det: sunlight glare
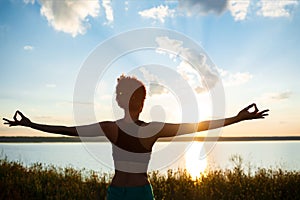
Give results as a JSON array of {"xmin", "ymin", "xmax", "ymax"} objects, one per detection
[{"xmin": 185, "ymin": 142, "xmax": 207, "ymax": 180}]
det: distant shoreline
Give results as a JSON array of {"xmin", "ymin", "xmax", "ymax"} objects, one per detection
[{"xmin": 0, "ymin": 136, "xmax": 299, "ymax": 143}]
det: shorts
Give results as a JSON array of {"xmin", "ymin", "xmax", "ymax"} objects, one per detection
[{"xmin": 106, "ymin": 184, "xmax": 155, "ymax": 200}]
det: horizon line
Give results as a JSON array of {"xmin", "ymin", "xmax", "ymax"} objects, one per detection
[{"xmin": 0, "ymin": 136, "xmax": 300, "ymax": 143}]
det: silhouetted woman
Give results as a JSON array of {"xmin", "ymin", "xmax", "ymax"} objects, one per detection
[{"xmin": 3, "ymin": 75, "xmax": 269, "ymax": 200}]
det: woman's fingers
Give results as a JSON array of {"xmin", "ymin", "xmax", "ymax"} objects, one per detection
[
  {"xmin": 243, "ymin": 103, "xmax": 255, "ymax": 111},
  {"xmin": 258, "ymin": 109, "xmax": 269, "ymax": 115},
  {"xmin": 261, "ymin": 109, "xmax": 270, "ymax": 113},
  {"xmin": 244, "ymin": 103, "xmax": 260, "ymax": 114},
  {"xmin": 3, "ymin": 118, "xmax": 12, "ymax": 124},
  {"xmin": 256, "ymin": 109, "xmax": 269, "ymax": 118},
  {"xmin": 253, "ymin": 104, "xmax": 259, "ymax": 113},
  {"xmin": 17, "ymin": 110, "xmax": 25, "ymax": 118},
  {"xmin": 13, "ymin": 111, "xmax": 18, "ymax": 121},
  {"xmin": 3, "ymin": 118, "xmax": 16, "ymax": 126}
]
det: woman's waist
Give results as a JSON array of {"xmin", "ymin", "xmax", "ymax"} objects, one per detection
[{"xmin": 111, "ymin": 171, "xmax": 149, "ymax": 187}]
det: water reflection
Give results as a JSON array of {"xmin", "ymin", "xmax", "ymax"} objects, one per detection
[{"xmin": 185, "ymin": 142, "xmax": 207, "ymax": 179}]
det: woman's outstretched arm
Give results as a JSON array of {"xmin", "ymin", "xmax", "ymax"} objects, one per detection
[
  {"xmin": 3, "ymin": 111, "xmax": 109, "ymax": 137},
  {"xmin": 156, "ymin": 103, "xmax": 269, "ymax": 138}
]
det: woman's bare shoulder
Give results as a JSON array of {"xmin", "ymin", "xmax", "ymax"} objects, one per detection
[{"xmin": 99, "ymin": 121, "xmax": 118, "ymax": 142}]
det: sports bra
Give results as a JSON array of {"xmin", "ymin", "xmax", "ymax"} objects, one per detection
[{"xmin": 112, "ymin": 120, "xmax": 152, "ymax": 173}]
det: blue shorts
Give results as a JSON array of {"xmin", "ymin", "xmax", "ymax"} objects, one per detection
[{"xmin": 106, "ymin": 184, "xmax": 155, "ymax": 200}]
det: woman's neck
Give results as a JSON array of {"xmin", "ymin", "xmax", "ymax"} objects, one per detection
[{"xmin": 124, "ymin": 110, "xmax": 139, "ymax": 122}]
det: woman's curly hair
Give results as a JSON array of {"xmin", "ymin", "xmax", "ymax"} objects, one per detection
[{"xmin": 116, "ymin": 74, "xmax": 146, "ymax": 112}]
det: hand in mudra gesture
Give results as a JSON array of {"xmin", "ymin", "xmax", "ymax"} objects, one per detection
[
  {"xmin": 3, "ymin": 110, "xmax": 32, "ymax": 127},
  {"xmin": 237, "ymin": 103, "xmax": 269, "ymax": 121}
]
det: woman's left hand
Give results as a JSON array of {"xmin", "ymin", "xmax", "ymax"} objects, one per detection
[
  {"xmin": 3, "ymin": 111, "xmax": 32, "ymax": 127},
  {"xmin": 236, "ymin": 103, "xmax": 269, "ymax": 121}
]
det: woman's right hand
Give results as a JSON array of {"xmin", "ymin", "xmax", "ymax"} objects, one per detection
[{"xmin": 3, "ymin": 111, "xmax": 32, "ymax": 127}]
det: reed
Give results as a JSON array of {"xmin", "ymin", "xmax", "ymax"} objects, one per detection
[{"xmin": 1, "ymin": 156, "xmax": 299, "ymax": 200}]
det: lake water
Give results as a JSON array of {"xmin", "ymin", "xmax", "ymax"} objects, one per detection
[{"xmin": 1, "ymin": 141, "xmax": 299, "ymax": 177}]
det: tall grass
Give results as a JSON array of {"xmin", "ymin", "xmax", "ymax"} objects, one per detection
[
  {"xmin": 1, "ymin": 156, "xmax": 299, "ymax": 200},
  {"xmin": 0, "ymin": 158, "xmax": 110, "ymax": 200}
]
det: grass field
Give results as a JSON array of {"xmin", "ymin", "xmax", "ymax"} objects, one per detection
[{"xmin": 1, "ymin": 156, "xmax": 299, "ymax": 200}]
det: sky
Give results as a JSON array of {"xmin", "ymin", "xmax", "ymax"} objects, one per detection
[{"xmin": 0, "ymin": 0, "xmax": 299, "ymax": 137}]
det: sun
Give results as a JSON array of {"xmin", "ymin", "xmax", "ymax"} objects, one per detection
[{"xmin": 185, "ymin": 141, "xmax": 207, "ymax": 180}]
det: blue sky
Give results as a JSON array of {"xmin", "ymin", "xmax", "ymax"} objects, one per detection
[{"xmin": 0, "ymin": 0, "xmax": 299, "ymax": 136}]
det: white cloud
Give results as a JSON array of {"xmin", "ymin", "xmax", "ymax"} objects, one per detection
[
  {"xmin": 257, "ymin": 0, "xmax": 298, "ymax": 18},
  {"xmin": 155, "ymin": 36, "xmax": 220, "ymax": 93},
  {"xmin": 271, "ymin": 91, "xmax": 292, "ymax": 100},
  {"xmin": 23, "ymin": 45, "xmax": 34, "ymax": 51},
  {"xmin": 217, "ymin": 68, "xmax": 252, "ymax": 87},
  {"xmin": 46, "ymin": 84, "xmax": 56, "ymax": 88},
  {"xmin": 38, "ymin": 0, "xmax": 100, "ymax": 37},
  {"xmin": 228, "ymin": 0, "xmax": 250, "ymax": 21},
  {"xmin": 176, "ymin": 0, "xmax": 298, "ymax": 20},
  {"xmin": 139, "ymin": 67, "xmax": 168, "ymax": 96},
  {"xmin": 125, "ymin": 1, "xmax": 129, "ymax": 11},
  {"xmin": 138, "ymin": 5, "xmax": 175, "ymax": 23},
  {"xmin": 148, "ymin": 83, "xmax": 168, "ymax": 96},
  {"xmin": 260, "ymin": 90, "xmax": 292, "ymax": 103},
  {"xmin": 23, "ymin": 0, "xmax": 34, "ymax": 4},
  {"xmin": 177, "ymin": 60, "xmax": 205, "ymax": 93},
  {"xmin": 178, "ymin": 0, "xmax": 228, "ymax": 16},
  {"xmin": 102, "ymin": 0, "xmax": 114, "ymax": 25},
  {"xmin": 156, "ymin": 36, "xmax": 184, "ymax": 54}
]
